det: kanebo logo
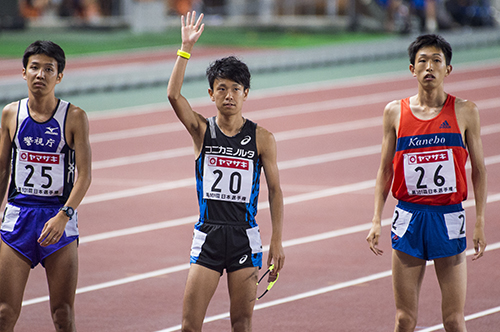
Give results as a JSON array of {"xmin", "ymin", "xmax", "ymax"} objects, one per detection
[
  {"xmin": 239, "ymin": 255, "xmax": 248, "ymax": 264},
  {"xmin": 409, "ymin": 135, "xmax": 445, "ymax": 147},
  {"xmin": 240, "ymin": 135, "xmax": 251, "ymax": 145}
]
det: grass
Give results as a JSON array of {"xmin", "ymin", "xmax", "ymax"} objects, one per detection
[{"xmin": 0, "ymin": 25, "xmax": 390, "ymax": 58}]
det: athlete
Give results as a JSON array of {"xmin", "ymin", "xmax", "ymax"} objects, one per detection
[
  {"xmin": 167, "ymin": 11, "xmax": 285, "ymax": 332},
  {"xmin": 366, "ymin": 34, "xmax": 487, "ymax": 332},
  {"xmin": 0, "ymin": 40, "xmax": 92, "ymax": 331}
]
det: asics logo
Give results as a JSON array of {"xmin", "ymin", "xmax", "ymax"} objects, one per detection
[
  {"xmin": 239, "ymin": 255, "xmax": 248, "ymax": 264},
  {"xmin": 240, "ymin": 135, "xmax": 251, "ymax": 145}
]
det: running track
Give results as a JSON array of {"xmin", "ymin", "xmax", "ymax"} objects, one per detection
[{"xmin": 11, "ymin": 59, "xmax": 500, "ymax": 331}]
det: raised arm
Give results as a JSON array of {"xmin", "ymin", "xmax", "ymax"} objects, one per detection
[
  {"xmin": 257, "ymin": 126, "xmax": 285, "ymax": 278},
  {"xmin": 366, "ymin": 100, "xmax": 399, "ymax": 256},
  {"xmin": 167, "ymin": 11, "xmax": 207, "ymax": 153}
]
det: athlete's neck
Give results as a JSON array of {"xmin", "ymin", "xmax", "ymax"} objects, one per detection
[
  {"xmin": 216, "ymin": 115, "xmax": 245, "ymax": 136},
  {"xmin": 27, "ymin": 95, "xmax": 59, "ymax": 122}
]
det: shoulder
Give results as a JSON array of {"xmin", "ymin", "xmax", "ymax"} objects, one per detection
[
  {"xmin": 256, "ymin": 124, "xmax": 275, "ymax": 143},
  {"xmin": 2, "ymin": 101, "xmax": 19, "ymax": 117},
  {"xmin": 256, "ymin": 124, "xmax": 277, "ymax": 156},
  {"xmin": 382, "ymin": 99, "xmax": 401, "ymax": 128},
  {"xmin": 384, "ymin": 99, "xmax": 401, "ymax": 115},
  {"xmin": 1, "ymin": 101, "xmax": 19, "ymax": 128},
  {"xmin": 454, "ymin": 96, "xmax": 480, "ymax": 133},
  {"xmin": 66, "ymin": 104, "xmax": 89, "ymax": 124},
  {"xmin": 454, "ymin": 97, "xmax": 479, "ymax": 117}
]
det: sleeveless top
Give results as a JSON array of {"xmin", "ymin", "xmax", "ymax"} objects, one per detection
[
  {"xmin": 392, "ymin": 94, "xmax": 468, "ymax": 205},
  {"xmin": 195, "ymin": 117, "xmax": 262, "ymax": 228},
  {"xmin": 8, "ymin": 98, "xmax": 75, "ymax": 206}
]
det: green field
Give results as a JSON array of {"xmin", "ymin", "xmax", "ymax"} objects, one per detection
[{"xmin": 0, "ymin": 26, "xmax": 389, "ymax": 58}]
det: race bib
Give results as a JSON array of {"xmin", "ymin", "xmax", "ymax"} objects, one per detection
[
  {"xmin": 15, "ymin": 149, "xmax": 65, "ymax": 196},
  {"xmin": 203, "ymin": 154, "xmax": 254, "ymax": 203},
  {"xmin": 403, "ymin": 149, "xmax": 456, "ymax": 196}
]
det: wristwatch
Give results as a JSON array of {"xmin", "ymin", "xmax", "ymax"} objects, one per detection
[{"xmin": 60, "ymin": 206, "xmax": 75, "ymax": 218}]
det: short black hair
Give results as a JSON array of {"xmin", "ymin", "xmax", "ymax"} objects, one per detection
[
  {"xmin": 408, "ymin": 34, "xmax": 452, "ymax": 66},
  {"xmin": 22, "ymin": 40, "xmax": 66, "ymax": 74},
  {"xmin": 206, "ymin": 56, "xmax": 251, "ymax": 91}
]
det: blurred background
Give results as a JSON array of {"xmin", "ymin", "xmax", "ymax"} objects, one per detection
[
  {"xmin": 1, "ymin": 0, "xmax": 499, "ymax": 107},
  {"xmin": 1, "ymin": 0, "xmax": 499, "ymax": 34}
]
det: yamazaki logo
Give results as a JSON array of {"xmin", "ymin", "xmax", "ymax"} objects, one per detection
[
  {"xmin": 408, "ymin": 151, "xmax": 449, "ymax": 165},
  {"xmin": 20, "ymin": 152, "xmax": 59, "ymax": 164},
  {"xmin": 207, "ymin": 156, "xmax": 249, "ymax": 170}
]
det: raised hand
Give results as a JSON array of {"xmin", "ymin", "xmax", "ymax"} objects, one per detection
[{"xmin": 181, "ymin": 11, "xmax": 204, "ymax": 49}]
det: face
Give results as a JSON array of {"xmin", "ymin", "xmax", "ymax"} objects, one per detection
[
  {"xmin": 208, "ymin": 78, "xmax": 249, "ymax": 115},
  {"xmin": 410, "ymin": 45, "xmax": 452, "ymax": 88},
  {"xmin": 22, "ymin": 54, "xmax": 63, "ymax": 96}
]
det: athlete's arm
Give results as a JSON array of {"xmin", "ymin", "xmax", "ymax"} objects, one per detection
[
  {"xmin": 366, "ymin": 100, "xmax": 399, "ymax": 256},
  {"xmin": 167, "ymin": 11, "xmax": 206, "ymax": 154},
  {"xmin": 257, "ymin": 126, "xmax": 285, "ymax": 279},
  {"xmin": 457, "ymin": 99, "xmax": 487, "ymax": 260},
  {"xmin": 38, "ymin": 105, "xmax": 92, "ymax": 247},
  {"xmin": 0, "ymin": 103, "xmax": 17, "ymax": 205}
]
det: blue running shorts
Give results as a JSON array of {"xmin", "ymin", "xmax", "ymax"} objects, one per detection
[
  {"xmin": 391, "ymin": 200, "xmax": 466, "ymax": 260},
  {"xmin": 1, "ymin": 203, "xmax": 79, "ymax": 268}
]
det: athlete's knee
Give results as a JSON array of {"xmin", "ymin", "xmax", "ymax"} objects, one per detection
[
  {"xmin": 0, "ymin": 303, "xmax": 19, "ymax": 331},
  {"xmin": 442, "ymin": 312, "xmax": 466, "ymax": 332},
  {"xmin": 394, "ymin": 309, "xmax": 417, "ymax": 332},
  {"xmin": 231, "ymin": 318, "xmax": 252, "ymax": 332},
  {"xmin": 51, "ymin": 303, "xmax": 75, "ymax": 332}
]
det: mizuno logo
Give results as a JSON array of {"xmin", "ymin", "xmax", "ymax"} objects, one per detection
[
  {"xmin": 240, "ymin": 135, "xmax": 251, "ymax": 145},
  {"xmin": 45, "ymin": 127, "xmax": 59, "ymax": 135},
  {"xmin": 439, "ymin": 121, "xmax": 451, "ymax": 129},
  {"xmin": 239, "ymin": 255, "xmax": 248, "ymax": 264}
]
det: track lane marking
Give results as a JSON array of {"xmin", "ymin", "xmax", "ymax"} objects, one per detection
[{"xmin": 22, "ymin": 192, "xmax": 500, "ymax": 308}]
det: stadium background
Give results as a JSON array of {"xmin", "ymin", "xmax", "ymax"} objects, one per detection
[{"xmin": 1, "ymin": 0, "xmax": 500, "ymax": 331}]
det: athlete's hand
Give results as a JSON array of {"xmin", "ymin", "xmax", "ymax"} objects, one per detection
[
  {"xmin": 38, "ymin": 212, "xmax": 68, "ymax": 247},
  {"xmin": 267, "ymin": 240, "xmax": 285, "ymax": 282},
  {"xmin": 472, "ymin": 221, "xmax": 487, "ymax": 261},
  {"xmin": 366, "ymin": 222, "xmax": 384, "ymax": 256},
  {"xmin": 181, "ymin": 11, "xmax": 204, "ymax": 50}
]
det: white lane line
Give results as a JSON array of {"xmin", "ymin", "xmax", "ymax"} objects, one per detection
[
  {"xmin": 22, "ymin": 193, "xmax": 500, "ymax": 308},
  {"xmin": 88, "ymin": 76, "xmax": 500, "ymax": 143},
  {"xmin": 90, "ymin": 104, "xmax": 500, "ymax": 170},
  {"xmin": 155, "ymin": 242, "xmax": 500, "ymax": 332}
]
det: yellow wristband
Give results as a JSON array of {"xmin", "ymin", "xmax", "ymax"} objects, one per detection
[{"xmin": 177, "ymin": 49, "xmax": 191, "ymax": 60}]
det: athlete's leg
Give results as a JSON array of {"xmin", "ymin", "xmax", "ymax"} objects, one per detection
[
  {"xmin": 0, "ymin": 240, "xmax": 31, "ymax": 332},
  {"xmin": 434, "ymin": 252, "xmax": 467, "ymax": 332},
  {"xmin": 181, "ymin": 264, "xmax": 220, "ymax": 332},
  {"xmin": 392, "ymin": 249, "xmax": 427, "ymax": 332},
  {"xmin": 227, "ymin": 267, "xmax": 258, "ymax": 332},
  {"xmin": 44, "ymin": 241, "xmax": 78, "ymax": 332}
]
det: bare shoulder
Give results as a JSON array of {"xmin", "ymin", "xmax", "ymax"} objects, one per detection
[
  {"xmin": 1, "ymin": 101, "xmax": 19, "ymax": 131},
  {"xmin": 455, "ymin": 97, "xmax": 479, "ymax": 119},
  {"xmin": 256, "ymin": 124, "xmax": 277, "ymax": 156},
  {"xmin": 382, "ymin": 99, "xmax": 401, "ymax": 130},
  {"xmin": 2, "ymin": 101, "xmax": 19, "ymax": 118},
  {"xmin": 384, "ymin": 99, "xmax": 401, "ymax": 117},
  {"xmin": 67, "ymin": 104, "xmax": 89, "ymax": 123}
]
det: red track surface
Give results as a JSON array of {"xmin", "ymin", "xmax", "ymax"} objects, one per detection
[{"xmin": 11, "ymin": 61, "xmax": 500, "ymax": 331}]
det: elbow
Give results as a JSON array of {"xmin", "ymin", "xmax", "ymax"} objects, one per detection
[{"xmin": 167, "ymin": 87, "xmax": 180, "ymax": 104}]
